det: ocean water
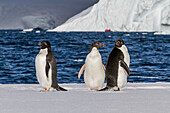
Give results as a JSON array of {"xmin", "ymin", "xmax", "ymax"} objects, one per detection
[{"xmin": 0, "ymin": 30, "xmax": 169, "ymax": 84}]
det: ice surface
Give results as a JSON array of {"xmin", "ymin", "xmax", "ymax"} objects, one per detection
[
  {"xmin": 0, "ymin": 83, "xmax": 170, "ymax": 113},
  {"xmin": 53, "ymin": 0, "xmax": 170, "ymax": 33}
]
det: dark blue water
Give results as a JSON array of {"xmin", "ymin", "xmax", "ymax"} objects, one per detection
[{"xmin": 0, "ymin": 30, "xmax": 170, "ymax": 84}]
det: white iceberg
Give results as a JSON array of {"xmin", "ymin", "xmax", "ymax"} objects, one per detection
[{"xmin": 53, "ymin": 0, "xmax": 170, "ymax": 33}]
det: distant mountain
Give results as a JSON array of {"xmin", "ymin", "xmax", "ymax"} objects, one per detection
[
  {"xmin": 52, "ymin": 0, "xmax": 170, "ymax": 33},
  {"xmin": 0, "ymin": 0, "xmax": 98, "ymax": 29}
]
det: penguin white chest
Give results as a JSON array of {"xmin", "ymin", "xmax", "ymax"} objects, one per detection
[
  {"xmin": 84, "ymin": 48, "xmax": 105, "ymax": 90},
  {"xmin": 117, "ymin": 45, "xmax": 130, "ymax": 88},
  {"xmin": 117, "ymin": 63, "xmax": 127, "ymax": 88},
  {"xmin": 119, "ymin": 45, "xmax": 130, "ymax": 66},
  {"xmin": 35, "ymin": 48, "xmax": 52, "ymax": 89}
]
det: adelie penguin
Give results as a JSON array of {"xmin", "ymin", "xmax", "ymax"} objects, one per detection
[
  {"xmin": 35, "ymin": 41, "xmax": 67, "ymax": 92},
  {"xmin": 100, "ymin": 39, "xmax": 130, "ymax": 91},
  {"xmin": 78, "ymin": 42, "xmax": 106, "ymax": 90}
]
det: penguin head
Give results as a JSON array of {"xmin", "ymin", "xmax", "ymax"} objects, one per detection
[
  {"xmin": 90, "ymin": 41, "xmax": 105, "ymax": 52},
  {"xmin": 115, "ymin": 39, "xmax": 125, "ymax": 48},
  {"xmin": 38, "ymin": 41, "xmax": 51, "ymax": 49}
]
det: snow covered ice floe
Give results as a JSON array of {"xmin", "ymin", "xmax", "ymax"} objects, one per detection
[
  {"xmin": 74, "ymin": 59, "xmax": 84, "ymax": 62},
  {"xmin": 1, "ymin": 83, "xmax": 170, "ymax": 113},
  {"xmin": 21, "ymin": 28, "xmax": 33, "ymax": 33},
  {"xmin": 52, "ymin": 0, "xmax": 170, "ymax": 34}
]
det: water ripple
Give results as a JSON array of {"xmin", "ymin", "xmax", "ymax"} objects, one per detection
[{"xmin": 0, "ymin": 31, "xmax": 169, "ymax": 83}]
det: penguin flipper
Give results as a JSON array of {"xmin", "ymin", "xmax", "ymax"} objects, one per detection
[
  {"xmin": 56, "ymin": 85, "xmax": 67, "ymax": 91},
  {"xmin": 120, "ymin": 60, "xmax": 130, "ymax": 75},
  {"xmin": 45, "ymin": 62, "xmax": 50, "ymax": 78},
  {"xmin": 102, "ymin": 64, "xmax": 106, "ymax": 70},
  {"xmin": 78, "ymin": 64, "xmax": 85, "ymax": 79}
]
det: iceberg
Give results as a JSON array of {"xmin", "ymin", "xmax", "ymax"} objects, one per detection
[{"xmin": 52, "ymin": 0, "xmax": 170, "ymax": 33}]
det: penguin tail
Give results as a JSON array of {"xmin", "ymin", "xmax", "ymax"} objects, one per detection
[
  {"xmin": 99, "ymin": 86, "xmax": 120, "ymax": 91},
  {"xmin": 98, "ymin": 87, "xmax": 109, "ymax": 91},
  {"xmin": 56, "ymin": 85, "xmax": 68, "ymax": 91}
]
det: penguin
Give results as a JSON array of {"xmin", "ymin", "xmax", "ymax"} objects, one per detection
[
  {"xmin": 100, "ymin": 39, "xmax": 130, "ymax": 91},
  {"xmin": 78, "ymin": 42, "xmax": 105, "ymax": 90},
  {"xmin": 35, "ymin": 41, "xmax": 67, "ymax": 92}
]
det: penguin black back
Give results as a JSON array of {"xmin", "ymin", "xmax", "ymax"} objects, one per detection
[
  {"xmin": 105, "ymin": 47, "xmax": 124, "ymax": 88},
  {"xmin": 99, "ymin": 39, "xmax": 130, "ymax": 91}
]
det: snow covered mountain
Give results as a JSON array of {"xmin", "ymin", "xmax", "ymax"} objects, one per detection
[
  {"xmin": 0, "ymin": 0, "xmax": 98, "ymax": 29},
  {"xmin": 53, "ymin": 0, "xmax": 170, "ymax": 33}
]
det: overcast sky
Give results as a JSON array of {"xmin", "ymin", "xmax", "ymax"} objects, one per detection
[{"xmin": 0, "ymin": 0, "xmax": 99, "ymax": 29}]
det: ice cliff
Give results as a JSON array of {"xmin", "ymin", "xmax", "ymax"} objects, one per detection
[
  {"xmin": 53, "ymin": 0, "xmax": 170, "ymax": 33},
  {"xmin": 0, "ymin": 0, "xmax": 98, "ymax": 29}
]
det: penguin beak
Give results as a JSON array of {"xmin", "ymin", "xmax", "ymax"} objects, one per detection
[
  {"xmin": 102, "ymin": 44, "xmax": 105, "ymax": 47},
  {"xmin": 38, "ymin": 42, "xmax": 41, "ymax": 46}
]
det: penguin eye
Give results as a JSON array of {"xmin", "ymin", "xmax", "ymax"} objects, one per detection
[
  {"xmin": 118, "ymin": 41, "xmax": 121, "ymax": 44},
  {"xmin": 44, "ymin": 43, "xmax": 47, "ymax": 46}
]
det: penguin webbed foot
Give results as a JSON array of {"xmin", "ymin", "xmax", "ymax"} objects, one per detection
[
  {"xmin": 88, "ymin": 87, "xmax": 101, "ymax": 91},
  {"xmin": 112, "ymin": 88, "xmax": 125, "ymax": 91},
  {"xmin": 88, "ymin": 87, "xmax": 92, "ymax": 90},
  {"xmin": 119, "ymin": 88, "xmax": 125, "ymax": 91},
  {"xmin": 96, "ymin": 87, "xmax": 102, "ymax": 91},
  {"xmin": 40, "ymin": 89, "xmax": 49, "ymax": 92},
  {"xmin": 111, "ymin": 87, "xmax": 125, "ymax": 91},
  {"xmin": 98, "ymin": 87, "xmax": 124, "ymax": 91}
]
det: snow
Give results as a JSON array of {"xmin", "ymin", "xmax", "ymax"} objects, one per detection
[
  {"xmin": 52, "ymin": 0, "xmax": 170, "ymax": 33},
  {"xmin": 154, "ymin": 31, "xmax": 168, "ymax": 35},
  {"xmin": 1, "ymin": 83, "xmax": 170, "ymax": 113}
]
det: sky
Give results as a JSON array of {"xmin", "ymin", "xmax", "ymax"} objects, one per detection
[{"xmin": 0, "ymin": 0, "xmax": 99, "ymax": 29}]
